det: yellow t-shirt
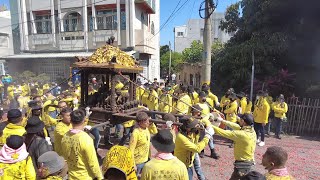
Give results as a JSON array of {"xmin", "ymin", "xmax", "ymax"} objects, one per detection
[
  {"xmin": 174, "ymin": 133, "xmax": 209, "ymax": 167},
  {"xmin": 141, "ymin": 157, "xmax": 188, "ymax": 180},
  {"xmin": 0, "ymin": 123, "xmax": 26, "ymax": 146},
  {"xmin": 61, "ymin": 131, "xmax": 103, "ymax": 180},
  {"xmin": 129, "ymin": 124, "xmax": 158, "ymax": 165},
  {"xmin": 0, "ymin": 156, "xmax": 36, "ymax": 180},
  {"xmin": 224, "ymin": 100, "xmax": 238, "ymax": 123},
  {"xmin": 54, "ymin": 122, "xmax": 72, "ymax": 156}
]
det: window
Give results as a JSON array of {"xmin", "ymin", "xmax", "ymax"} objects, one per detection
[
  {"xmin": 64, "ymin": 12, "xmax": 82, "ymax": 32},
  {"xmin": 35, "ymin": 15, "xmax": 51, "ymax": 34},
  {"xmin": 120, "ymin": 9, "xmax": 126, "ymax": 30},
  {"xmin": 96, "ymin": 9, "xmax": 117, "ymax": 30},
  {"xmin": 190, "ymin": 74, "xmax": 194, "ymax": 86},
  {"xmin": 0, "ymin": 35, "xmax": 9, "ymax": 47},
  {"xmin": 177, "ymin": 32, "xmax": 184, "ymax": 36},
  {"xmin": 151, "ymin": 21, "xmax": 155, "ymax": 35}
]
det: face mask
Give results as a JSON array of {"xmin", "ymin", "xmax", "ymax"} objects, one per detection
[
  {"xmin": 73, "ymin": 99, "xmax": 79, "ymax": 105},
  {"xmin": 280, "ymin": 99, "xmax": 284, "ymax": 103}
]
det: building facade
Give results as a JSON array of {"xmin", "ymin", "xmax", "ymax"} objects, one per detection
[
  {"xmin": 174, "ymin": 13, "xmax": 231, "ymax": 53},
  {"xmin": 0, "ymin": 11, "xmax": 14, "ymax": 75},
  {"xmin": 5, "ymin": 0, "xmax": 160, "ymax": 81}
]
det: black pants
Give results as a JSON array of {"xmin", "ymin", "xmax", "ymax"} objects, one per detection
[{"xmin": 254, "ymin": 123, "xmax": 265, "ymax": 142}]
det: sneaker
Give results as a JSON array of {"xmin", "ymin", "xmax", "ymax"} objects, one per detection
[
  {"xmin": 258, "ymin": 141, "xmax": 265, "ymax": 147},
  {"xmin": 256, "ymin": 139, "xmax": 261, "ymax": 144}
]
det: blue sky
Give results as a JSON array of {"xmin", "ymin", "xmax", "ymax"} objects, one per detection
[{"xmin": 0, "ymin": 0, "xmax": 237, "ymax": 45}]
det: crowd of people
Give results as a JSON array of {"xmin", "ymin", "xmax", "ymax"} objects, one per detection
[{"xmin": 0, "ymin": 75, "xmax": 292, "ymax": 180}]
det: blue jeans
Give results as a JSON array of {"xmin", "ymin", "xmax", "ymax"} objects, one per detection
[
  {"xmin": 209, "ymin": 136, "xmax": 215, "ymax": 149},
  {"xmin": 193, "ymin": 153, "xmax": 205, "ymax": 180},
  {"xmin": 136, "ymin": 162, "xmax": 146, "ymax": 176},
  {"xmin": 274, "ymin": 117, "xmax": 283, "ymax": 136},
  {"xmin": 187, "ymin": 167, "xmax": 193, "ymax": 180},
  {"xmin": 90, "ymin": 128, "xmax": 101, "ymax": 149},
  {"xmin": 254, "ymin": 123, "xmax": 265, "ymax": 142},
  {"xmin": 119, "ymin": 126, "xmax": 134, "ymax": 145}
]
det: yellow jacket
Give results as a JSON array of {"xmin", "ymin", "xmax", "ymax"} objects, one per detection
[
  {"xmin": 174, "ymin": 132, "xmax": 209, "ymax": 167},
  {"xmin": 43, "ymin": 84, "xmax": 50, "ymax": 90},
  {"xmin": 159, "ymin": 94, "xmax": 173, "ymax": 113},
  {"xmin": 61, "ymin": 131, "xmax": 103, "ymax": 180},
  {"xmin": 272, "ymin": 102, "xmax": 288, "ymax": 119},
  {"xmin": 136, "ymin": 86, "xmax": 145, "ymax": 101},
  {"xmin": 7, "ymin": 85, "xmax": 14, "ymax": 100},
  {"xmin": 224, "ymin": 100, "xmax": 238, "ymax": 123},
  {"xmin": 141, "ymin": 90, "xmax": 150, "ymax": 107},
  {"xmin": 246, "ymin": 101, "xmax": 253, "ymax": 114},
  {"xmin": 240, "ymin": 97, "xmax": 248, "ymax": 114},
  {"xmin": 220, "ymin": 95, "xmax": 229, "ymax": 109},
  {"xmin": 122, "ymin": 120, "xmax": 135, "ymax": 128},
  {"xmin": 208, "ymin": 91, "xmax": 219, "ymax": 107},
  {"xmin": 115, "ymin": 82, "xmax": 124, "ymax": 90},
  {"xmin": 197, "ymin": 102, "xmax": 211, "ymax": 116},
  {"xmin": 129, "ymin": 124, "xmax": 158, "ymax": 165},
  {"xmin": 175, "ymin": 93, "xmax": 192, "ymax": 115},
  {"xmin": 54, "ymin": 122, "xmax": 72, "ymax": 156},
  {"xmin": 213, "ymin": 121, "xmax": 256, "ymax": 161},
  {"xmin": 0, "ymin": 156, "xmax": 36, "ymax": 180},
  {"xmin": 147, "ymin": 90, "xmax": 159, "ymax": 111},
  {"xmin": 189, "ymin": 92, "xmax": 199, "ymax": 105},
  {"xmin": 141, "ymin": 157, "xmax": 188, "ymax": 180},
  {"xmin": 253, "ymin": 98, "xmax": 270, "ymax": 124},
  {"xmin": 0, "ymin": 123, "xmax": 26, "ymax": 146}
]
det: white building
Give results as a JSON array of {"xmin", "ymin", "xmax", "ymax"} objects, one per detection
[
  {"xmin": 174, "ymin": 13, "xmax": 232, "ymax": 53},
  {"xmin": 0, "ymin": 11, "xmax": 14, "ymax": 75},
  {"xmin": 4, "ymin": 0, "xmax": 160, "ymax": 81}
]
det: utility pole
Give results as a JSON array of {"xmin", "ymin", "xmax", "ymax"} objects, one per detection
[
  {"xmin": 250, "ymin": 50, "xmax": 255, "ymax": 101},
  {"xmin": 202, "ymin": 0, "xmax": 213, "ymax": 85},
  {"xmin": 169, "ymin": 41, "xmax": 172, "ymax": 82}
]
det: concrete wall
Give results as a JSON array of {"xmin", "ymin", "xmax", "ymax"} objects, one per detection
[
  {"xmin": 0, "ymin": 11, "xmax": 14, "ymax": 57},
  {"xmin": 177, "ymin": 63, "xmax": 202, "ymax": 88},
  {"xmin": 174, "ymin": 13, "xmax": 232, "ymax": 53}
]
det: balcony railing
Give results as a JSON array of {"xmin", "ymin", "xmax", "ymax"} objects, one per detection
[{"xmin": 135, "ymin": 0, "xmax": 155, "ymax": 14}]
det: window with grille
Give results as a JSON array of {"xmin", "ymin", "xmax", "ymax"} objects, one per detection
[
  {"xmin": 64, "ymin": 12, "xmax": 82, "ymax": 32},
  {"xmin": 96, "ymin": 9, "xmax": 117, "ymax": 30},
  {"xmin": 177, "ymin": 32, "xmax": 184, "ymax": 36},
  {"xmin": 35, "ymin": 15, "xmax": 52, "ymax": 34}
]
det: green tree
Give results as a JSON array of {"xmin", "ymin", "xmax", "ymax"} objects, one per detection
[
  {"xmin": 160, "ymin": 51, "xmax": 183, "ymax": 76},
  {"xmin": 182, "ymin": 40, "xmax": 203, "ymax": 63},
  {"xmin": 213, "ymin": 0, "xmax": 320, "ymax": 97},
  {"xmin": 160, "ymin": 45, "xmax": 170, "ymax": 58},
  {"xmin": 13, "ymin": 71, "xmax": 50, "ymax": 84}
]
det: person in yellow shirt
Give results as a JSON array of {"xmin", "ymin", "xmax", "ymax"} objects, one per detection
[
  {"xmin": 224, "ymin": 93, "xmax": 238, "ymax": 123},
  {"xmin": 129, "ymin": 112, "xmax": 158, "ymax": 177},
  {"xmin": 102, "ymin": 145, "xmax": 137, "ymax": 180},
  {"xmin": 38, "ymin": 151, "xmax": 68, "ymax": 180},
  {"xmin": 237, "ymin": 92, "xmax": 248, "ymax": 114},
  {"xmin": 0, "ymin": 109, "xmax": 26, "ymax": 147},
  {"xmin": 174, "ymin": 86, "xmax": 192, "ymax": 115},
  {"xmin": 220, "ymin": 88, "xmax": 234, "ymax": 112},
  {"xmin": 7, "ymin": 84, "xmax": 15, "ymax": 101},
  {"xmin": 272, "ymin": 94, "xmax": 288, "ymax": 139},
  {"xmin": 262, "ymin": 146, "xmax": 293, "ymax": 180},
  {"xmin": 0, "ymin": 135, "xmax": 36, "ymax": 180},
  {"xmin": 253, "ymin": 91, "xmax": 270, "ymax": 147},
  {"xmin": 141, "ymin": 129, "xmax": 188, "ymax": 180},
  {"xmin": 188, "ymin": 86, "xmax": 199, "ymax": 105},
  {"xmin": 174, "ymin": 117, "xmax": 214, "ymax": 180},
  {"xmin": 202, "ymin": 84, "xmax": 220, "ymax": 108},
  {"xmin": 135, "ymin": 80, "xmax": 145, "ymax": 101},
  {"xmin": 146, "ymin": 86, "xmax": 159, "ymax": 111},
  {"xmin": 159, "ymin": 87, "xmax": 173, "ymax": 113},
  {"xmin": 213, "ymin": 113, "xmax": 256, "ymax": 180},
  {"xmin": 61, "ymin": 110, "xmax": 103, "ymax": 180},
  {"xmin": 54, "ymin": 107, "xmax": 72, "ymax": 156}
]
